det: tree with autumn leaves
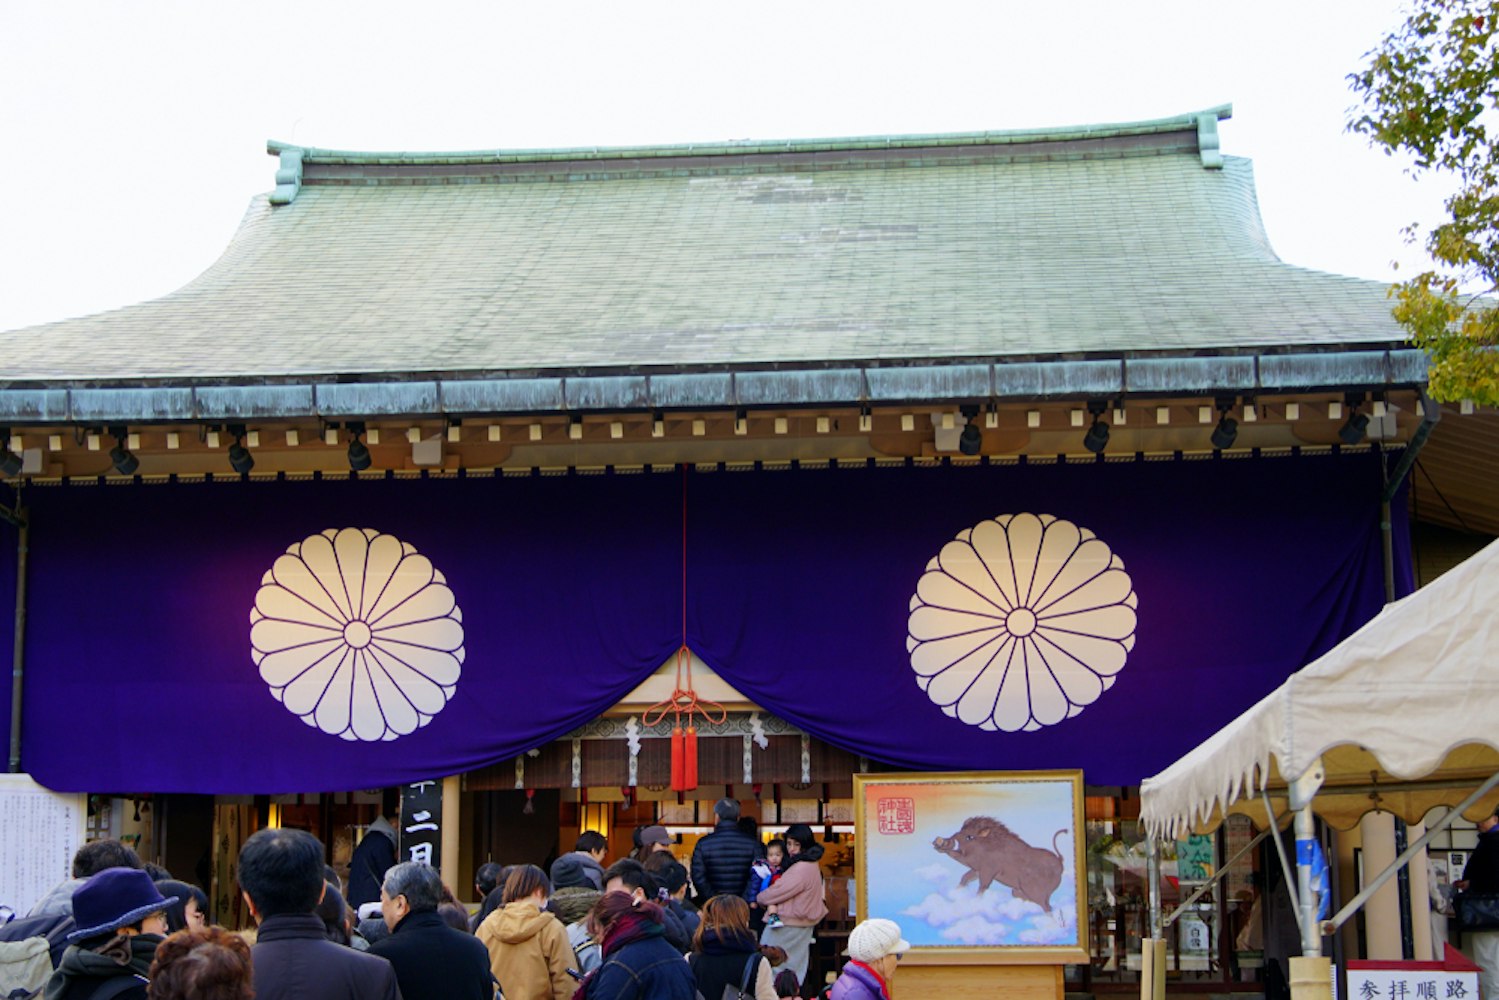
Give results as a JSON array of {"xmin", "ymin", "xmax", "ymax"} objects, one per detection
[{"xmin": 1350, "ymin": 0, "xmax": 1499, "ymax": 405}]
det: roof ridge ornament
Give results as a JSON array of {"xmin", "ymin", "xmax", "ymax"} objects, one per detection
[
  {"xmin": 269, "ymin": 147, "xmax": 304, "ymax": 205},
  {"xmin": 1197, "ymin": 113, "xmax": 1224, "ymax": 169},
  {"xmin": 260, "ymin": 106, "xmax": 1235, "ymax": 169}
]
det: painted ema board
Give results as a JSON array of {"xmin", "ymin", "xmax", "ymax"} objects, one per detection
[
  {"xmin": 854, "ymin": 770, "xmax": 1088, "ymax": 964},
  {"xmin": 0, "ymin": 774, "xmax": 86, "ymax": 915}
]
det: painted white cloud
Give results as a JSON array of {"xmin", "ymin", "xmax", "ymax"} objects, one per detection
[
  {"xmin": 940, "ymin": 914, "xmax": 1012, "ymax": 944},
  {"xmin": 1018, "ymin": 909, "xmax": 1074, "ymax": 945},
  {"xmin": 902, "ymin": 877, "xmax": 1078, "ymax": 947},
  {"xmin": 914, "ymin": 863, "xmax": 952, "ymax": 884}
]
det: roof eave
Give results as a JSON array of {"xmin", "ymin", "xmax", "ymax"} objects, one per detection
[{"xmin": 0, "ymin": 346, "xmax": 1428, "ymax": 425}]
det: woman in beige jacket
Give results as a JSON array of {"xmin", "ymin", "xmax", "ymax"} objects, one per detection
[{"xmin": 476, "ymin": 865, "xmax": 577, "ymax": 1000}]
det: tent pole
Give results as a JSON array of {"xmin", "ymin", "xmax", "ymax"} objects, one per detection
[
  {"xmin": 1290, "ymin": 799, "xmax": 1333, "ymax": 1000},
  {"xmin": 1147, "ymin": 836, "xmax": 1162, "ymax": 939},
  {"xmin": 1295, "ymin": 803, "xmax": 1321, "ymax": 957},
  {"xmin": 1381, "ymin": 388, "xmax": 1439, "ymax": 510},
  {"xmin": 1264, "ymin": 789, "xmax": 1304, "ymax": 934},
  {"xmin": 1286, "ymin": 760, "xmax": 1327, "ymax": 956}
]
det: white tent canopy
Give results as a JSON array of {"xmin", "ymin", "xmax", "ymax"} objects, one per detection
[{"xmin": 1141, "ymin": 537, "xmax": 1499, "ymax": 840}]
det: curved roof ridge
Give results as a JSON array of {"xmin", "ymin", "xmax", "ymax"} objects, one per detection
[
  {"xmin": 266, "ymin": 105, "xmax": 1232, "ymax": 165},
  {"xmin": 2, "ymin": 108, "xmax": 1416, "ymax": 386}
]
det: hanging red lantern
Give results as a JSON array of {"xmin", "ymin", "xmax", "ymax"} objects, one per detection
[
  {"xmin": 683, "ymin": 725, "xmax": 698, "ymax": 790},
  {"xmin": 647, "ymin": 643, "xmax": 721, "ymax": 791},
  {"xmin": 642, "ymin": 467, "xmax": 724, "ymax": 792},
  {"xmin": 671, "ymin": 720, "xmax": 686, "ymax": 790}
]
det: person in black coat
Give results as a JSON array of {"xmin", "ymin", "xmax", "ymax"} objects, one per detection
[
  {"xmin": 690, "ymin": 799, "xmax": 765, "ymax": 904},
  {"xmin": 1459, "ymin": 810, "xmax": 1499, "ymax": 1000},
  {"xmin": 347, "ymin": 813, "xmax": 399, "ymax": 910},
  {"xmin": 238, "ymin": 828, "xmax": 400, "ymax": 1000},
  {"xmin": 369, "ymin": 862, "xmax": 494, "ymax": 1000}
]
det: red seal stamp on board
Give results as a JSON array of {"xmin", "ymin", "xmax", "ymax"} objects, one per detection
[{"xmin": 876, "ymin": 797, "xmax": 915, "ymax": 834}]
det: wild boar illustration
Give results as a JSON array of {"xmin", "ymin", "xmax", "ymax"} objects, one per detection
[{"xmin": 932, "ymin": 816, "xmax": 1067, "ymax": 909}]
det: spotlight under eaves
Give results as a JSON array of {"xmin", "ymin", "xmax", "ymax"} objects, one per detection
[
  {"xmin": 347, "ymin": 421, "xmax": 372, "ymax": 472},
  {"xmin": 1083, "ymin": 418, "xmax": 1110, "ymax": 454},
  {"xmin": 108, "ymin": 425, "xmax": 139, "ymax": 475},
  {"xmin": 957, "ymin": 404, "xmax": 982, "ymax": 456},
  {"xmin": 1339, "ymin": 411, "xmax": 1370, "ymax": 445},
  {"xmin": 1082, "ymin": 401, "xmax": 1110, "ymax": 454},
  {"xmin": 227, "ymin": 425, "xmax": 255, "ymax": 474},
  {"xmin": 1211, "ymin": 413, "xmax": 1239, "ymax": 450}
]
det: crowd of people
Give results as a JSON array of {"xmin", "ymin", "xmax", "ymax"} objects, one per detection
[{"xmin": 0, "ymin": 796, "xmax": 909, "ymax": 1000}]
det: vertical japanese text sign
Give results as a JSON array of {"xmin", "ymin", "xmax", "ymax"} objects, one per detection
[{"xmin": 398, "ymin": 780, "xmax": 442, "ymax": 869}]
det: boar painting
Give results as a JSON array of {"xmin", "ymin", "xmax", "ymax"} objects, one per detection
[
  {"xmin": 854, "ymin": 770, "xmax": 1087, "ymax": 961},
  {"xmin": 932, "ymin": 817, "xmax": 1067, "ymax": 907}
]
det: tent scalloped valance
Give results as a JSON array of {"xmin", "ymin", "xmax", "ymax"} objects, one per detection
[{"xmin": 1142, "ymin": 537, "xmax": 1499, "ymax": 839}]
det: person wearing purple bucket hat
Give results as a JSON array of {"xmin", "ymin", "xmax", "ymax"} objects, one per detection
[{"xmin": 43, "ymin": 867, "xmax": 178, "ymax": 1000}]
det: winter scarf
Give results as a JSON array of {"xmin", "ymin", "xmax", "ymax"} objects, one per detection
[
  {"xmin": 597, "ymin": 906, "xmax": 665, "ymax": 958},
  {"xmin": 698, "ymin": 926, "xmax": 757, "ymax": 956},
  {"xmin": 572, "ymin": 904, "xmax": 669, "ymax": 1000},
  {"xmin": 44, "ymin": 934, "xmax": 159, "ymax": 999},
  {"xmin": 780, "ymin": 842, "xmax": 824, "ymax": 873},
  {"xmin": 832, "ymin": 959, "xmax": 891, "ymax": 1000}
]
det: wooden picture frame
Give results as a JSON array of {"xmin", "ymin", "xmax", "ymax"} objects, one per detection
[{"xmin": 853, "ymin": 770, "xmax": 1088, "ymax": 965}]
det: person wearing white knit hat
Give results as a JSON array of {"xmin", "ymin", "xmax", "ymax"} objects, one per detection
[{"xmin": 829, "ymin": 918, "xmax": 910, "ymax": 999}]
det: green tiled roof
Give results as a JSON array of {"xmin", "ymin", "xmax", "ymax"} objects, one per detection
[{"xmin": 0, "ymin": 106, "xmax": 1407, "ymax": 384}]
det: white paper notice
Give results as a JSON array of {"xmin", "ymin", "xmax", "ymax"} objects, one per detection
[{"xmin": 0, "ymin": 774, "xmax": 87, "ymax": 915}]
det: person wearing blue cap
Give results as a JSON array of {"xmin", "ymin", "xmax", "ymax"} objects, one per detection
[{"xmin": 43, "ymin": 867, "xmax": 178, "ymax": 999}]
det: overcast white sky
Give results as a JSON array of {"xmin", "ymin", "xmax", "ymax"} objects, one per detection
[{"xmin": 0, "ymin": 0, "xmax": 1449, "ymax": 334}]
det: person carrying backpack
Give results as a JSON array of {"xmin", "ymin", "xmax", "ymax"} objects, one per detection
[
  {"xmin": 688, "ymin": 896, "xmax": 775, "ymax": 1000},
  {"xmin": 0, "ymin": 839, "xmax": 146, "ymax": 987},
  {"xmin": 43, "ymin": 868, "xmax": 179, "ymax": 1000}
]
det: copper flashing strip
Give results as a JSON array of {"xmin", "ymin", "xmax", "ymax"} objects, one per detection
[{"xmin": 0, "ymin": 349, "xmax": 1429, "ymax": 424}]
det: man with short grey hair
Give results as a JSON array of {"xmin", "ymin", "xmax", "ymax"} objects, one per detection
[
  {"xmin": 690, "ymin": 797, "xmax": 765, "ymax": 905},
  {"xmin": 370, "ymin": 862, "xmax": 493, "ymax": 1000}
]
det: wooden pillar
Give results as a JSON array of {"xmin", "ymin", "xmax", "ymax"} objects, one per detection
[
  {"xmin": 1405, "ymin": 821, "xmax": 1435, "ymax": 960},
  {"xmin": 1289, "ymin": 956, "xmax": 1332, "ymax": 1000},
  {"xmin": 1361, "ymin": 812, "xmax": 1403, "ymax": 958},
  {"xmin": 440, "ymin": 775, "xmax": 461, "ymax": 893},
  {"xmin": 1139, "ymin": 938, "xmax": 1167, "ymax": 1000}
]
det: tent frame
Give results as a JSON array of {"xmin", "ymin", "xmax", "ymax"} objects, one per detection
[{"xmin": 1146, "ymin": 761, "xmax": 1499, "ymax": 956}]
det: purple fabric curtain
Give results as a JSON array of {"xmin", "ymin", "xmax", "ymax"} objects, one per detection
[
  {"xmin": 17, "ymin": 473, "xmax": 682, "ymax": 792},
  {"xmin": 686, "ymin": 452, "xmax": 1406, "ymax": 784},
  {"xmin": 0, "ymin": 485, "xmax": 16, "ymax": 762},
  {"xmin": 5, "ymin": 451, "xmax": 1407, "ymax": 793}
]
